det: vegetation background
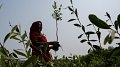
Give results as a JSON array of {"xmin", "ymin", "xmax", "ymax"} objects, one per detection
[
  {"xmin": 0, "ymin": 0, "xmax": 120, "ymax": 58},
  {"xmin": 0, "ymin": 0, "xmax": 120, "ymax": 67}
]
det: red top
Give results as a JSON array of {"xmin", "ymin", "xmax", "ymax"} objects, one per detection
[
  {"xmin": 29, "ymin": 21, "xmax": 51, "ymax": 62},
  {"xmin": 30, "ymin": 32, "xmax": 47, "ymax": 43}
]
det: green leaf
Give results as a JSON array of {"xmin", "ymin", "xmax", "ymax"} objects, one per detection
[
  {"xmin": 89, "ymin": 14, "xmax": 110, "ymax": 29},
  {"xmin": 117, "ymin": 14, "xmax": 120, "ymax": 29},
  {"xmin": 26, "ymin": 39, "xmax": 31, "ymax": 49},
  {"xmin": 75, "ymin": 9, "xmax": 78, "ymax": 17},
  {"xmin": 0, "ymin": 47, "xmax": 9, "ymax": 57},
  {"xmin": 116, "ymin": 43, "xmax": 120, "ymax": 46},
  {"xmin": 96, "ymin": 30, "xmax": 101, "ymax": 41},
  {"xmin": 68, "ymin": 6, "xmax": 73, "ymax": 11},
  {"xmin": 74, "ymin": 23, "xmax": 81, "ymax": 27},
  {"xmin": 115, "ymin": 37, "xmax": 120, "ymax": 39},
  {"xmin": 104, "ymin": 34, "xmax": 110, "ymax": 45},
  {"xmin": 108, "ymin": 36, "xmax": 113, "ymax": 44},
  {"xmin": 93, "ymin": 45, "xmax": 101, "ymax": 50},
  {"xmin": 70, "ymin": 0, "xmax": 73, "ymax": 4},
  {"xmin": 87, "ymin": 42, "xmax": 92, "ymax": 46},
  {"xmin": 16, "ymin": 25, "xmax": 20, "ymax": 34},
  {"xmin": 22, "ymin": 56, "xmax": 36, "ymax": 67},
  {"xmin": 78, "ymin": 34, "xmax": 83, "ymax": 39},
  {"xmin": 52, "ymin": 5, "xmax": 55, "ymax": 10},
  {"xmin": 88, "ymin": 48, "xmax": 91, "ymax": 53},
  {"xmin": 11, "ymin": 25, "xmax": 18, "ymax": 33},
  {"xmin": 111, "ymin": 30, "xmax": 115, "ymax": 41},
  {"xmin": 114, "ymin": 20, "xmax": 118, "ymax": 30},
  {"xmin": 21, "ymin": 31, "xmax": 27, "ymax": 41},
  {"xmin": 87, "ymin": 24, "xmax": 92, "ymax": 26},
  {"xmin": 1, "ymin": 55, "xmax": 6, "ymax": 67},
  {"xmin": 110, "ymin": 47, "xmax": 120, "ymax": 57},
  {"xmin": 108, "ymin": 30, "xmax": 115, "ymax": 44},
  {"xmin": 14, "ymin": 50, "xmax": 27, "ymax": 57},
  {"xmin": 68, "ymin": 19, "xmax": 76, "ymax": 22},
  {"xmin": 27, "ymin": 48, "xmax": 31, "ymax": 57},
  {"xmin": 3, "ymin": 32, "xmax": 11, "ymax": 44},
  {"xmin": 85, "ymin": 31, "xmax": 95, "ymax": 35},
  {"xmin": 82, "ymin": 25, "xmax": 85, "ymax": 32},
  {"xmin": 54, "ymin": 1, "xmax": 57, "ymax": 9},
  {"xmin": 60, "ymin": 4, "xmax": 62, "ymax": 8},
  {"xmin": 89, "ymin": 40, "xmax": 97, "ymax": 42},
  {"xmin": 12, "ymin": 52, "xmax": 18, "ymax": 58},
  {"xmin": 106, "ymin": 12, "xmax": 111, "ymax": 19},
  {"xmin": 10, "ymin": 32, "xmax": 18, "ymax": 39},
  {"xmin": 18, "ymin": 24, "xmax": 21, "ymax": 35},
  {"xmin": 11, "ymin": 35, "xmax": 21, "ymax": 42},
  {"xmin": 80, "ymin": 39, "xmax": 87, "ymax": 43}
]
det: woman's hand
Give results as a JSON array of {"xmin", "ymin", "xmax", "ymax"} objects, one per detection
[{"xmin": 49, "ymin": 41, "xmax": 60, "ymax": 51}]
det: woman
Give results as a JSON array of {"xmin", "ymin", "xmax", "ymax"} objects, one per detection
[{"xmin": 29, "ymin": 21, "xmax": 59, "ymax": 62}]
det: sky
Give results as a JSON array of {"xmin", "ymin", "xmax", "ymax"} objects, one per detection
[{"xmin": 0, "ymin": 0, "xmax": 120, "ymax": 58}]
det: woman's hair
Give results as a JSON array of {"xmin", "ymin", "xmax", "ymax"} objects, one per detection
[{"xmin": 30, "ymin": 21, "xmax": 42, "ymax": 32}]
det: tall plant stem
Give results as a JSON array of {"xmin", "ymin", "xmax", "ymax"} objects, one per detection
[
  {"xmin": 56, "ymin": 20, "xmax": 58, "ymax": 41},
  {"xmin": 93, "ymin": 25, "xmax": 102, "ymax": 47}
]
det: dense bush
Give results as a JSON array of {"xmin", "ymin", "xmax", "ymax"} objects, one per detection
[{"xmin": 52, "ymin": 47, "xmax": 120, "ymax": 67}]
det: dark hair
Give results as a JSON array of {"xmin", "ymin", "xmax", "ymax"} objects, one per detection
[{"xmin": 30, "ymin": 21, "xmax": 42, "ymax": 32}]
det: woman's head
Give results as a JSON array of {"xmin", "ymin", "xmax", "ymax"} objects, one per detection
[{"xmin": 30, "ymin": 21, "xmax": 42, "ymax": 32}]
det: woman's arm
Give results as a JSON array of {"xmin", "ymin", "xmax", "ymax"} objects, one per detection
[
  {"xmin": 37, "ymin": 41, "xmax": 60, "ymax": 51},
  {"xmin": 37, "ymin": 41, "xmax": 58, "ymax": 45}
]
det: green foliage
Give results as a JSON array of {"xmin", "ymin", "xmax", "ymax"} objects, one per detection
[
  {"xmin": 68, "ymin": 19, "xmax": 76, "ymax": 22},
  {"xmin": 89, "ymin": 14, "xmax": 110, "ymax": 29},
  {"xmin": 104, "ymin": 34, "xmax": 110, "ymax": 45},
  {"xmin": 3, "ymin": 33, "xmax": 10, "ymax": 44},
  {"xmin": 51, "ymin": 47, "xmax": 120, "ymax": 67},
  {"xmin": 0, "ymin": 24, "xmax": 55, "ymax": 67},
  {"xmin": 67, "ymin": 0, "xmax": 120, "ymax": 66},
  {"xmin": 117, "ymin": 14, "xmax": 120, "ymax": 29},
  {"xmin": 0, "ymin": 0, "xmax": 120, "ymax": 67},
  {"xmin": 67, "ymin": 0, "xmax": 103, "ymax": 51},
  {"xmin": 22, "ymin": 56, "xmax": 36, "ymax": 67},
  {"xmin": 14, "ymin": 49, "xmax": 27, "ymax": 57},
  {"xmin": 52, "ymin": 1, "xmax": 62, "ymax": 21}
]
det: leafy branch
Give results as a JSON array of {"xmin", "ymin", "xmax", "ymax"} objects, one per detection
[
  {"xmin": 67, "ymin": 0, "xmax": 102, "ymax": 51},
  {"xmin": 52, "ymin": 1, "xmax": 62, "ymax": 41}
]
